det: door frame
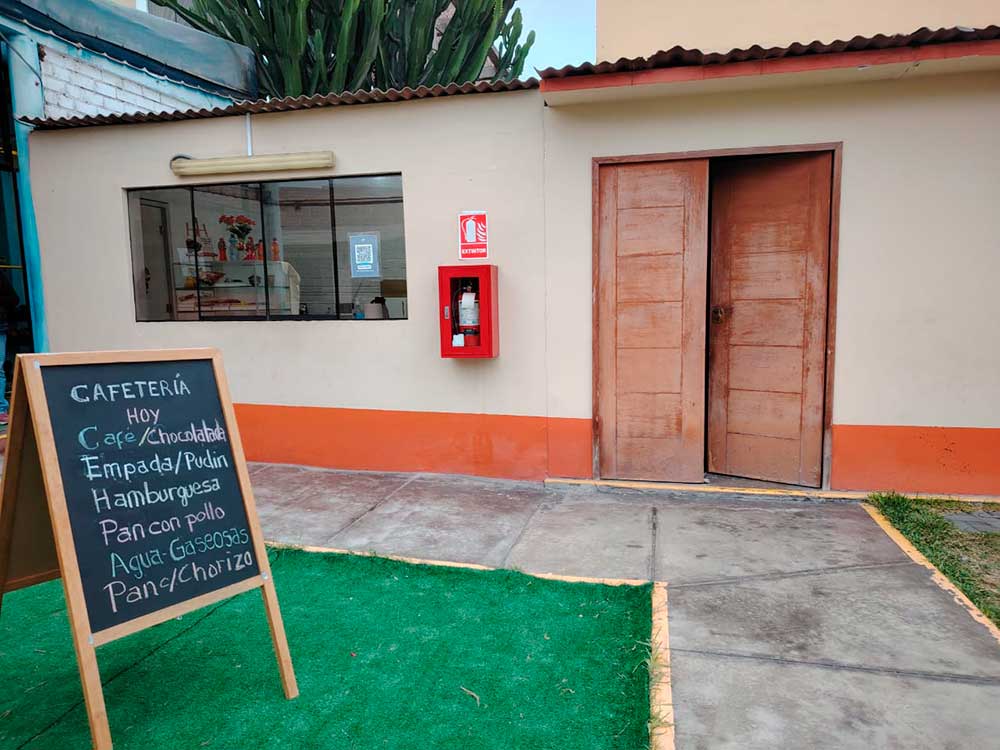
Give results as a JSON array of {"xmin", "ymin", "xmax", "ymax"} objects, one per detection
[
  {"xmin": 592, "ymin": 142, "xmax": 843, "ymax": 487},
  {"xmin": 138, "ymin": 198, "xmax": 174, "ymax": 319}
]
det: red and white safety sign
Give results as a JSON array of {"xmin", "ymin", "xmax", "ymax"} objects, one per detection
[{"xmin": 458, "ymin": 211, "xmax": 488, "ymax": 260}]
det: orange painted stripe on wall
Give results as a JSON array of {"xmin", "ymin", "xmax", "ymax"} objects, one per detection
[
  {"xmin": 831, "ymin": 424, "xmax": 1000, "ymax": 496},
  {"xmin": 234, "ymin": 403, "xmax": 593, "ymax": 481},
  {"xmin": 547, "ymin": 416, "xmax": 594, "ymax": 478}
]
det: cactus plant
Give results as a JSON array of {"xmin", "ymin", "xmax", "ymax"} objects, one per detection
[{"xmin": 152, "ymin": 0, "xmax": 535, "ymax": 98}]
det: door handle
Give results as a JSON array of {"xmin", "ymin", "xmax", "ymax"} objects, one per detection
[{"xmin": 711, "ymin": 306, "xmax": 727, "ymax": 324}]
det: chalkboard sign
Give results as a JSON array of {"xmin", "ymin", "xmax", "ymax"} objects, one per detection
[
  {"xmin": 0, "ymin": 349, "xmax": 297, "ymax": 750},
  {"xmin": 40, "ymin": 359, "xmax": 260, "ymax": 632}
]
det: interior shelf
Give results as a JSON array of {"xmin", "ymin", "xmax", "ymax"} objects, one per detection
[{"xmin": 172, "ymin": 252, "xmax": 301, "ymax": 316}]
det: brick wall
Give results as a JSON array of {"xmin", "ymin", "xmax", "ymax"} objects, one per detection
[{"xmin": 39, "ymin": 46, "xmax": 226, "ymax": 120}]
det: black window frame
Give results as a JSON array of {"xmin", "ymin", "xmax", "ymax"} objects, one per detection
[{"xmin": 126, "ymin": 172, "xmax": 406, "ymax": 323}]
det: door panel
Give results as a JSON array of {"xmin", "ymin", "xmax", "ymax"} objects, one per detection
[
  {"xmin": 726, "ymin": 433, "xmax": 802, "ymax": 480},
  {"xmin": 617, "ymin": 167, "xmax": 689, "ymax": 207},
  {"xmin": 618, "ymin": 302, "xmax": 683, "ymax": 347},
  {"xmin": 729, "ymin": 299, "xmax": 805, "ymax": 346},
  {"xmin": 617, "ymin": 206, "xmax": 685, "ymax": 254},
  {"xmin": 617, "ymin": 254, "xmax": 683, "ymax": 301},
  {"xmin": 731, "ymin": 252, "xmax": 805, "ymax": 299},
  {"xmin": 618, "ymin": 393, "xmax": 683, "ymax": 438},
  {"xmin": 597, "ymin": 160, "xmax": 709, "ymax": 481},
  {"xmin": 728, "ymin": 346, "xmax": 802, "ymax": 391},
  {"xmin": 727, "ymin": 390, "xmax": 802, "ymax": 439},
  {"xmin": 708, "ymin": 153, "xmax": 832, "ymax": 487},
  {"xmin": 617, "ymin": 348, "xmax": 682, "ymax": 393}
]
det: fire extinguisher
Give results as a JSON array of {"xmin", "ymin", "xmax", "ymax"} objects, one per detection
[{"xmin": 453, "ymin": 282, "xmax": 480, "ymax": 347}]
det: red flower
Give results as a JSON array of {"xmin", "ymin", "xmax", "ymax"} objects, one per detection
[{"xmin": 219, "ymin": 214, "xmax": 255, "ymax": 239}]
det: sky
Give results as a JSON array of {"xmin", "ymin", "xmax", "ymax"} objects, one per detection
[{"xmin": 516, "ymin": 0, "xmax": 597, "ymax": 73}]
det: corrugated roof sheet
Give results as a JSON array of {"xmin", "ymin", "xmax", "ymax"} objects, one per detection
[
  {"xmin": 9, "ymin": 0, "xmax": 257, "ymax": 97},
  {"xmin": 24, "ymin": 78, "xmax": 539, "ymax": 130},
  {"xmin": 538, "ymin": 25, "xmax": 1000, "ymax": 79}
]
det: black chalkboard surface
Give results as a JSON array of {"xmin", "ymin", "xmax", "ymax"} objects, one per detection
[
  {"xmin": 40, "ymin": 358, "xmax": 260, "ymax": 633},
  {"xmin": 1, "ymin": 349, "xmax": 298, "ymax": 749}
]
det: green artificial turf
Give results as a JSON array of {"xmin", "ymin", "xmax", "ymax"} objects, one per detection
[
  {"xmin": 870, "ymin": 492, "xmax": 1000, "ymax": 627},
  {"xmin": 0, "ymin": 548, "xmax": 652, "ymax": 749}
]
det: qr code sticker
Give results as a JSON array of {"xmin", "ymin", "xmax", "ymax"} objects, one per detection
[{"xmin": 355, "ymin": 244, "xmax": 374, "ymax": 263}]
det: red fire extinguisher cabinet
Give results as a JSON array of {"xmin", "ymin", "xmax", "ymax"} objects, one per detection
[{"xmin": 438, "ymin": 264, "xmax": 499, "ymax": 358}]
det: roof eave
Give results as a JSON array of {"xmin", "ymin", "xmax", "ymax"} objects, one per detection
[
  {"xmin": 22, "ymin": 78, "xmax": 540, "ymax": 131},
  {"xmin": 539, "ymin": 39, "xmax": 1000, "ymax": 106}
]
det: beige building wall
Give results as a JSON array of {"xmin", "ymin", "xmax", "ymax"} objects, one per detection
[
  {"xmin": 28, "ymin": 71, "xmax": 1000, "ymax": 447},
  {"xmin": 597, "ymin": 0, "xmax": 998, "ymax": 59},
  {"xmin": 543, "ymin": 70, "xmax": 1000, "ymax": 428},
  {"xmin": 30, "ymin": 92, "xmax": 549, "ymax": 418}
]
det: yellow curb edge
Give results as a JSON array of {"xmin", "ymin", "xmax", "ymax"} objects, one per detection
[
  {"xmin": 862, "ymin": 503, "xmax": 1000, "ymax": 646},
  {"xmin": 546, "ymin": 477, "xmax": 1000, "ymax": 504},
  {"xmin": 650, "ymin": 582, "xmax": 675, "ymax": 750},
  {"xmin": 265, "ymin": 540, "xmax": 652, "ymax": 587},
  {"xmin": 547, "ymin": 477, "xmax": 864, "ymax": 499}
]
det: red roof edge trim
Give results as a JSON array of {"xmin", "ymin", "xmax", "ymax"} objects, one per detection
[
  {"xmin": 539, "ymin": 38, "xmax": 1000, "ymax": 93},
  {"xmin": 537, "ymin": 25, "xmax": 1000, "ymax": 79}
]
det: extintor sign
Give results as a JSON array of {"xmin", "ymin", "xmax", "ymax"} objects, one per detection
[{"xmin": 458, "ymin": 211, "xmax": 488, "ymax": 260}]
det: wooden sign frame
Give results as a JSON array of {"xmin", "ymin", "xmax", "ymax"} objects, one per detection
[{"xmin": 0, "ymin": 349, "xmax": 297, "ymax": 749}]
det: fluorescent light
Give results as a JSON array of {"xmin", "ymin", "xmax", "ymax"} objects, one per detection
[{"xmin": 169, "ymin": 151, "xmax": 335, "ymax": 177}]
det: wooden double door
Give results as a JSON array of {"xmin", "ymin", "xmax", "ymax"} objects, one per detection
[{"xmin": 596, "ymin": 151, "xmax": 832, "ymax": 487}]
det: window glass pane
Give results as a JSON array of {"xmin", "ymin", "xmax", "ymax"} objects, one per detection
[
  {"xmin": 127, "ymin": 187, "xmax": 190, "ymax": 321},
  {"xmin": 127, "ymin": 174, "xmax": 406, "ymax": 322},
  {"xmin": 192, "ymin": 184, "xmax": 266, "ymax": 319},
  {"xmin": 334, "ymin": 175, "xmax": 406, "ymax": 319},
  {"xmin": 261, "ymin": 180, "xmax": 334, "ymax": 317}
]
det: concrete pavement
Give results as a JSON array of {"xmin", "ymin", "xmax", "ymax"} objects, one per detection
[{"xmin": 249, "ymin": 462, "xmax": 1000, "ymax": 749}]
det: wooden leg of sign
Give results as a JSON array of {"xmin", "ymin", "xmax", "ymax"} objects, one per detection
[
  {"xmin": 17, "ymin": 360, "xmax": 114, "ymax": 750},
  {"xmin": 73, "ymin": 638, "xmax": 114, "ymax": 750},
  {"xmin": 261, "ymin": 578, "xmax": 299, "ymax": 699},
  {"xmin": 0, "ymin": 517, "xmax": 10, "ymax": 615},
  {"xmin": 211, "ymin": 352, "xmax": 297, "ymax": 699},
  {"xmin": 0, "ymin": 482, "xmax": 13, "ymax": 614},
  {"xmin": 0, "ymin": 360, "xmax": 28, "ymax": 614},
  {"xmin": 52, "ymin": 517, "xmax": 114, "ymax": 749}
]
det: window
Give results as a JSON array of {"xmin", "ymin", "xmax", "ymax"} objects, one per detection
[{"xmin": 127, "ymin": 175, "xmax": 406, "ymax": 321}]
